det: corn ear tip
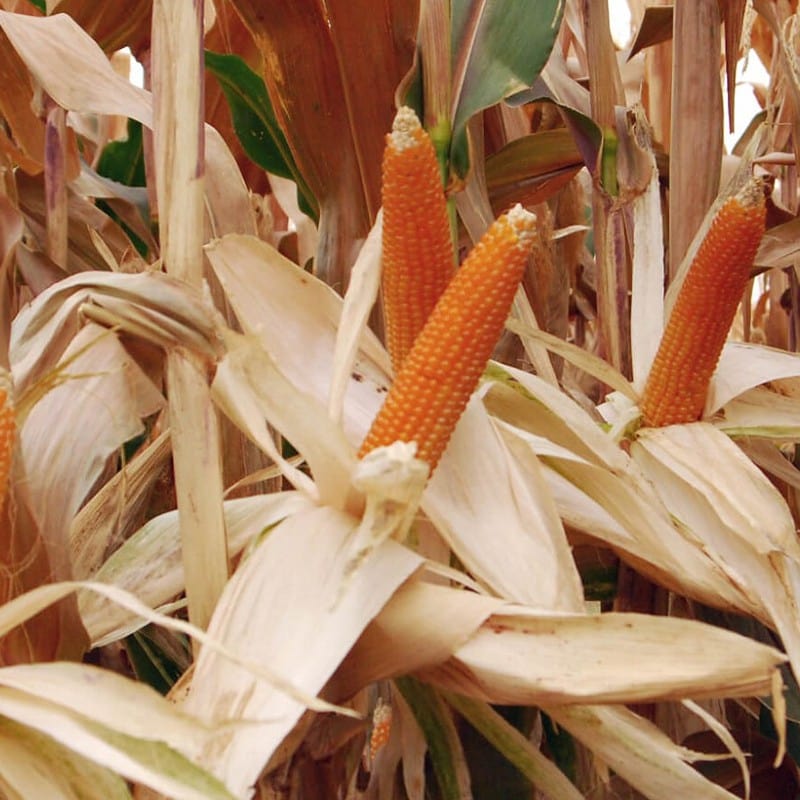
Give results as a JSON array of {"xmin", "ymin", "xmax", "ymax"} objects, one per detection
[
  {"xmin": 390, "ymin": 106, "xmax": 424, "ymax": 151},
  {"xmin": 736, "ymin": 176, "xmax": 766, "ymax": 210},
  {"xmin": 506, "ymin": 203, "xmax": 538, "ymax": 249}
]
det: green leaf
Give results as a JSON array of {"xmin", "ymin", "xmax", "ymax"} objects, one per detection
[
  {"xmin": 29, "ymin": 0, "xmax": 46, "ymax": 11},
  {"xmin": 445, "ymin": 694, "xmax": 583, "ymax": 799},
  {"xmin": 91, "ymin": 119, "xmax": 151, "ymax": 257},
  {"xmin": 485, "ymin": 129, "xmax": 582, "ymax": 189},
  {"xmin": 0, "ymin": 688, "xmax": 236, "ymax": 800},
  {"xmin": 449, "ymin": 0, "xmax": 566, "ymax": 176},
  {"xmin": 484, "ymin": 127, "xmax": 584, "ymax": 204},
  {"xmin": 553, "ymin": 102, "xmax": 604, "ymax": 179},
  {"xmin": 126, "ymin": 626, "xmax": 191, "ymax": 696},
  {"xmin": 541, "ymin": 712, "xmax": 578, "ymax": 785},
  {"xmin": 204, "ymin": 50, "xmax": 318, "ymax": 220},
  {"xmin": 395, "ymin": 677, "xmax": 471, "ymax": 800},
  {"xmin": 600, "ymin": 126, "xmax": 619, "ymax": 196},
  {"xmin": 0, "ymin": 717, "xmax": 132, "ymax": 800},
  {"xmin": 97, "ymin": 118, "xmax": 145, "ymax": 187}
]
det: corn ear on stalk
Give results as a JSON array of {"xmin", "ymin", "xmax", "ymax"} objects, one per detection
[
  {"xmin": 0, "ymin": 368, "xmax": 14, "ymax": 508},
  {"xmin": 368, "ymin": 698, "xmax": 392, "ymax": 765},
  {"xmin": 381, "ymin": 106, "xmax": 454, "ymax": 371},
  {"xmin": 641, "ymin": 178, "xmax": 766, "ymax": 427},
  {"xmin": 360, "ymin": 204, "xmax": 537, "ymax": 473}
]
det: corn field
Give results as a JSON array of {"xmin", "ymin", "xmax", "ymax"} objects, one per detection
[{"xmin": 3, "ymin": 0, "xmax": 800, "ymax": 798}]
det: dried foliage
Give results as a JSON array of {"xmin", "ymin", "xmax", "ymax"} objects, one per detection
[{"xmin": 1, "ymin": 1, "xmax": 800, "ymax": 799}]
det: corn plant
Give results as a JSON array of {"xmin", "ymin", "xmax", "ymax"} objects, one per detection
[{"xmin": 0, "ymin": 1, "xmax": 799, "ymax": 799}]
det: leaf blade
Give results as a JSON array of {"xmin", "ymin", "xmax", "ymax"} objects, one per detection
[{"xmin": 450, "ymin": 0, "xmax": 565, "ymax": 175}]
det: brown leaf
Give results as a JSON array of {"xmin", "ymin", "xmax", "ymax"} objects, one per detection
[
  {"xmin": 54, "ymin": 0, "xmax": 153, "ymax": 55},
  {"xmin": 17, "ymin": 173, "xmax": 143, "ymax": 275},
  {"xmin": 0, "ymin": 28, "xmax": 45, "ymax": 173},
  {"xmin": 229, "ymin": 0, "xmax": 419, "ymax": 289},
  {"xmin": 0, "ymin": 461, "xmax": 88, "ymax": 663},
  {"xmin": 754, "ymin": 216, "xmax": 800, "ymax": 271},
  {"xmin": 628, "ymin": 5, "xmax": 674, "ymax": 60}
]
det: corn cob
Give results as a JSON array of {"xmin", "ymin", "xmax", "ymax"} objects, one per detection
[
  {"xmin": 381, "ymin": 106, "xmax": 454, "ymax": 371},
  {"xmin": 359, "ymin": 204, "xmax": 537, "ymax": 472},
  {"xmin": 368, "ymin": 698, "xmax": 392, "ymax": 765},
  {"xmin": 640, "ymin": 178, "xmax": 766, "ymax": 427},
  {"xmin": 0, "ymin": 368, "xmax": 14, "ymax": 509}
]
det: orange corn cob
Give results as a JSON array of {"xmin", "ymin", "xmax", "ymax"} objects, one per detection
[
  {"xmin": 359, "ymin": 204, "xmax": 537, "ymax": 472},
  {"xmin": 381, "ymin": 106, "xmax": 454, "ymax": 371},
  {"xmin": 641, "ymin": 178, "xmax": 766, "ymax": 427},
  {"xmin": 0, "ymin": 369, "xmax": 14, "ymax": 509},
  {"xmin": 368, "ymin": 699, "xmax": 392, "ymax": 764}
]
